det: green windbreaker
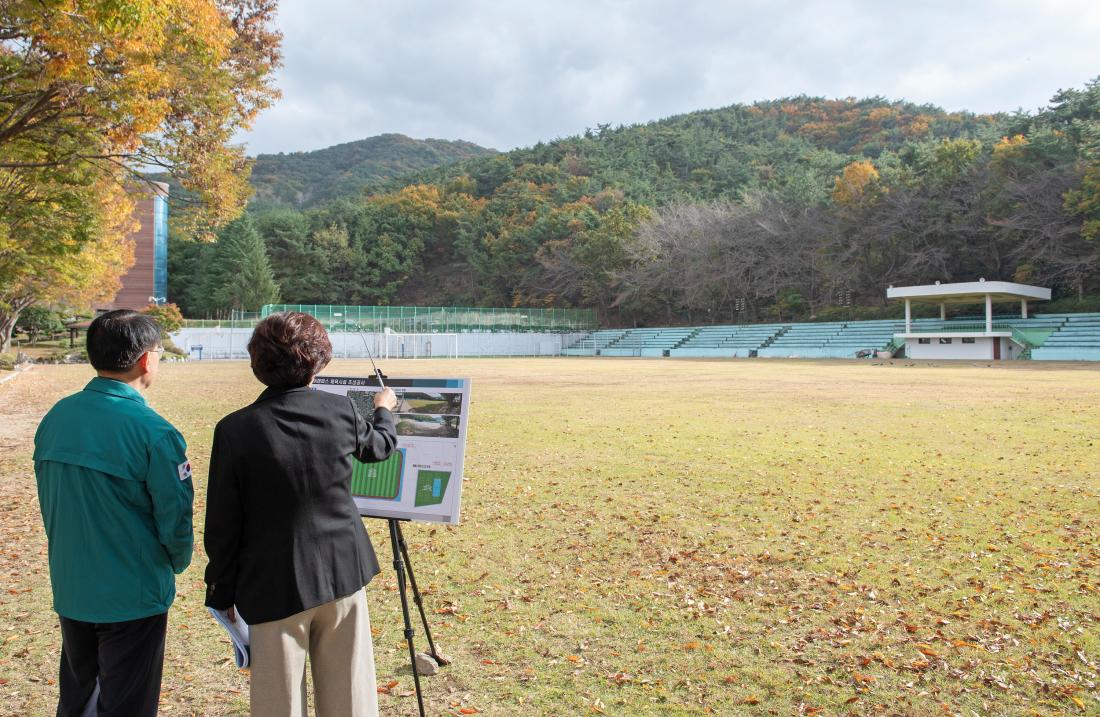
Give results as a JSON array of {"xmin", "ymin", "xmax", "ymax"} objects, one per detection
[{"xmin": 34, "ymin": 377, "xmax": 194, "ymax": 623}]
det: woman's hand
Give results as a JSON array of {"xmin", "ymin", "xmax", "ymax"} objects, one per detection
[
  {"xmin": 374, "ymin": 387, "xmax": 398, "ymax": 411},
  {"xmin": 226, "ymin": 606, "xmax": 237, "ymax": 623}
]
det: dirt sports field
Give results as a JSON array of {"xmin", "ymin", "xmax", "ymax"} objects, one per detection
[{"xmin": 0, "ymin": 358, "xmax": 1097, "ymax": 716}]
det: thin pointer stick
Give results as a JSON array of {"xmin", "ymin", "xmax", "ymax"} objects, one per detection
[{"xmin": 359, "ymin": 332, "xmax": 386, "ymax": 388}]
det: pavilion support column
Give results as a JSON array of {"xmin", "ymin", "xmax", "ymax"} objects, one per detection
[
  {"xmin": 1021, "ymin": 299, "xmax": 1028, "ymax": 319},
  {"xmin": 940, "ymin": 303, "xmax": 946, "ymax": 321},
  {"xmin": 905, "ymin": 299, "xmax": 911, "ymax": 333},
  {"xmin": 985, "ymin": 294, "xmax": 993, "ymax": 333}
]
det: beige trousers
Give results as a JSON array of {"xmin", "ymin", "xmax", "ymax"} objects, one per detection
[{"xmin": 250, "ymin": 588, "xmax": 377, "ymax": 717}]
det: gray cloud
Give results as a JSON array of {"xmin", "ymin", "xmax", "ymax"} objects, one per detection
[{"xmin": 240, "ymin": 0, "xmax": 1100, "ymax": 155}]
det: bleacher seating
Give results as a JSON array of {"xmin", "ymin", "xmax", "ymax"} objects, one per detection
[
  {"xmin": 818, "ymin": 320, "xmax": 897, "ymax": 358},
  {"xmin": 600, "ymin": 328, "xmax": 697, "ymax": 356},
  {"xmin": 1030, "ymin": 313, "xmax": 1100, "ymax": 361},
  {"xmin": 561, "ymin": 312, "xmax": 1100, "ymax": 361},
  {"xmin": 561, "ymin": 329, "xmax": 627, "ymax": 356},
  {"xmin": 756, "ymin": 322, "xmax": 845, "ymax": 358},
  {"xmin": 669, "ymin": 324, "xmax": 784, "ymax": 357}
]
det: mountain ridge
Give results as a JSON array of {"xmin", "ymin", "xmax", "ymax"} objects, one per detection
[
  {"xmin": 171, "ymin": 80, "xmax": 1100, "ymax": 323},
  {"xmin": 248, "ymin": 132, "xmax": 497, "ymax": 207},
  {"xmin": 247, "ymin": 96, "xmax": 1004, "ymax": 209}
]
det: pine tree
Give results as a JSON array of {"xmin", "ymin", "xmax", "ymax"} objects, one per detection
[{"xmin": 201, "ymin": 217, "xmax": 281, "ymax": 314}]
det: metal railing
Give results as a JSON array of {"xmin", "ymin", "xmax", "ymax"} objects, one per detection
[
  {"xmin": 1011, "ymin": 327, "xmax": 1037, "ymax": 348},
  {"xmin": 181, "ymin": 306, "xmax": 598, "ymax": 333},
  {"xmin": 900, "ymin": 321, "xmax": 1013, "ymax": 333}
]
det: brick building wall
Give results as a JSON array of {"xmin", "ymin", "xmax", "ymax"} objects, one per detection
[{"xmin": 98, "ymin": 182, "xmax": 168, "ymax": 311}]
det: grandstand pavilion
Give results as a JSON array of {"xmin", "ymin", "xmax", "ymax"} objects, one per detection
[
  {"xmin": 886, "ymin": 280, "xmax": 1049, "ymax": 360},
  {"xmin": 170, "ymin": 298, "xmax": 1100, "ymax": 362},
  {"xmin": 561, "ymin": 281, "xmax": 1100, "ymax": 361}
]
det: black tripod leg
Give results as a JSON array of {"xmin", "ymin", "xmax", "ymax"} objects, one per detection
[
  {"xmin": 389, "ymin": 519, "xmax": 426, "ymax": 717},
  {"xmin": 394, "ymin": 521, "xmax": 447, "ymax": 664}
]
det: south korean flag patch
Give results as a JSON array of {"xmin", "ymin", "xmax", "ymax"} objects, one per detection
[{"xmin": 177, "ymin": 460, "xmax": 193, "ymax": 482}]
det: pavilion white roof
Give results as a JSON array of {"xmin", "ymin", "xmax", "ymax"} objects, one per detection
[{"xmin": 885, "ymin": 281, "xmax": 1050, "ymax": 304}]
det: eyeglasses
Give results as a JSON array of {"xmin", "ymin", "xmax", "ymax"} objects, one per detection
[{"xmin": 147, "ymin": 347, "xmax": 165, "ymax": 355}]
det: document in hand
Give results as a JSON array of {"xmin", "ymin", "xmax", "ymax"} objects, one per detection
[{"xmin": 208, "ymin": 607, "xmax": 251, "ymax": 668}]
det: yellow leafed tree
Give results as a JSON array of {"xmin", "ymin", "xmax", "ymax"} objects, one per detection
[
  {"xmin": 831, "ymin": 160, "xmax": 881, "ymax": 206},
  {"xmin": 0, "ymin": 0, "xmax": 282, "ymax": 350}
]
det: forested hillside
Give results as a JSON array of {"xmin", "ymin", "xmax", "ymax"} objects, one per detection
[
  {"xmin": 170, "ymin": 82, "xmax": 1100, "ymax": 325},
  {"xmin": 249, "ymin": 133, "xmax": 496, "ymax": 207}
]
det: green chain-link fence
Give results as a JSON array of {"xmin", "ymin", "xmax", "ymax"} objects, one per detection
[{"xmin": 251, "ymin": 305, "xmax": 596, "ymax": 333}]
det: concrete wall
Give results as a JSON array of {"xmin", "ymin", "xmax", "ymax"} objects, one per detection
[
  {"xmin": 1032, "ymin": 347, "xmax": 1100, "ymax": 361},
  {"xmin": 171, "ymin": 328, "xmax": 585, "ymax": 360},
  {"xmin": 598, "ymin": 348, "xmax": 668, "ymax": 357},
  {"xmin": 904, "ymin": 336, "xmax": 1020, "ymax": 360},
  {"xmin": 756, "ymin": 347, "xmax": 869, "ymax": 359},
  {"xmin": 668, "ymin": 348, "xmax": 751, "ymax": 358}
]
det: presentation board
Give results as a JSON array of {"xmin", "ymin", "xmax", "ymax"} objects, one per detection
[{"xmin": 312, "ymin": 375, "xmax": 471, "ymax": 524}]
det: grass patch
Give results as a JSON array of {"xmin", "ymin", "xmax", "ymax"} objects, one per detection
[{"xmin": 0, "ymin": 359, "xmax": 1098, "ymax": 716}]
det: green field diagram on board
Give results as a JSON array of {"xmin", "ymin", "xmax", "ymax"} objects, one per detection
[
  {"xmin": 352, "ymin": 450, "xmax": 405, "ymax": 499},
  {"xmin": 415, "ymin": 470, "xmax": 451, "ymax": 507}
]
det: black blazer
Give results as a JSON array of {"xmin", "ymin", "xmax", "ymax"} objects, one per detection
[{"xmin": 203, "ymin": 386, "xmax": 397, "ymax": 624}]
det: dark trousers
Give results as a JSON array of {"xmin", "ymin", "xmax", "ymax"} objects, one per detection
[{"xmin": 57, "ymin": 612, "xmax": 167, "ymax": 717}]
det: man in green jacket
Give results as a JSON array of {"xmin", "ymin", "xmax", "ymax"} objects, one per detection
[{"xmin": 34, "ymin": 309, "xmax": 194, "ymax": 717}]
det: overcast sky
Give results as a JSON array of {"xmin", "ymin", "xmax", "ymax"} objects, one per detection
[{"xmin": 239, "ymin": 0, "xmax": 1100, "ymax": 156}]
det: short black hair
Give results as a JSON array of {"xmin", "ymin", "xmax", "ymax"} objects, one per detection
[
  {"xmin": 87, "ymin": 310, "xmax": 162, "ymax": 371},
  {"xmin": 248, "ymin": 312, "xmax": 332, "ymax": 388}
]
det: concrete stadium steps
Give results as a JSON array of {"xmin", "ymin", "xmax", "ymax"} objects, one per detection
[
  {"xmin": 600, "ymin": 327, "xmax": 698, "ymax": 356},
  {"xmin": 758, "ymin": 322, "xmax": 845, "ymax": 358},
  {"xmin": 677, "ymin": 324, "xmax": 785, "ymax": 348},
  {"xmin": 757, "ymin": 319, "xmax": 896, "ymax": 358},
  {"xmin": 561, "ymin": 329, "xmax": 627, "ymax": 356},
  {"xmin": 561, "ymin": 313, "xmax": 1100, "ymax": 360},
  {"xmin": 669, "ymin": 324, "xmax": 785, "ymax": 357},
  {"xmin": 1030, "ymin": 313, "xmax": 1100, "ymax": 360}
]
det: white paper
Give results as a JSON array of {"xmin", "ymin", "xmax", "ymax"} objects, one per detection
[{"xmin": 207, "ymin": 607, "xmax": 250, "ymax": 668}]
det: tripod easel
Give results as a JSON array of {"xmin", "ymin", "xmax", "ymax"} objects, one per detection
[
  {"xmin": 358, "ymin": 356, "xmax": 450, "ymax": 716},
  {"xmin": 384, "ymin": 518, "xmax": 448, "ymax": 717}
]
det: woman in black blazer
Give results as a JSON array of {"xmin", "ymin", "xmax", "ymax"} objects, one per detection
[{"xmin": 204, "ymin": 312, "xmax": 397, "ymax": 717}]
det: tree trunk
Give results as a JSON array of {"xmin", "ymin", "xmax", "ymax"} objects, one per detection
[
  {"xmin": 0, "ymin": 296, "xmax": 35, "ymax": 353},
  {"xmin": 0, "ymin": 312, "xmax": 18, "ymax": 353}
]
